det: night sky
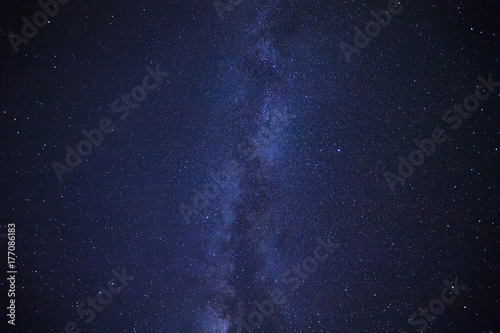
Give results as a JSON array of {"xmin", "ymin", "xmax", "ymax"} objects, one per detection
[{"xmin": 0, "ymin": 1, "xmax": 499, "ymax": 332}]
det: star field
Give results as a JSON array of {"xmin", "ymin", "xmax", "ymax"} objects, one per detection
[{"xmin": 0, "ymin": 1, "xmax": 499, "ymax": 332}]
